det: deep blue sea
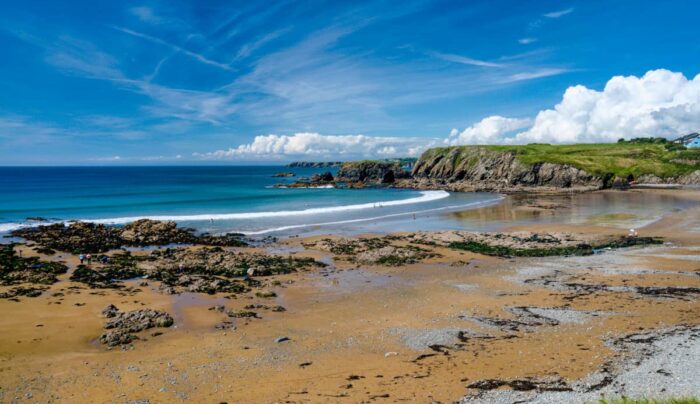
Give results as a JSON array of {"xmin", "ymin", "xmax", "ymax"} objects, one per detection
[{"xmin": 0, "ymin": 166, "xmax": 501, "ymax": 236}]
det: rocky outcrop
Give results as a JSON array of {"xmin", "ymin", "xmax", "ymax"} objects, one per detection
[
  {"xmin": 638, "ymin": 170, "xmax": 700, "ymax": 185},
  {"xmin": 405, "ymin": 147, "xmax": 606, "ymax": 192},
  {"xmin": 336, "ymin": 161, "xmax": 411, "ymax": 184},
  {"xmin": 286, "ymin": 161, "xmax": 342, "ymax": 168},
  {"xmin": 100, "ymin": 306, "xmax": 173, "ymax": 347},
  {"xmin": 121, "ymin": 219, "xmax": 197, "ymax": 245},
  {"xmin": 12, "ymin": 219, "xmax": 247, "ymax": 253},
  {"xmin": 0, "ymin": 244, "xmax": 68, "ymax": 286}
]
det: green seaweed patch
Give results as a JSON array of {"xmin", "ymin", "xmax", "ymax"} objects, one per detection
[
  {"xmin": 448, "ymin": 236, "xmax": 662, "ymax": 258},
  {"xmin": 0, "ymin": 244, "xmax": 68, "ymax": 286}
]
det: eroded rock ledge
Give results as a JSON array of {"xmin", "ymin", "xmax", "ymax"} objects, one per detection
[{"xmin": 11, "ymin": 219, "xmax": 247, "ymax": 253}]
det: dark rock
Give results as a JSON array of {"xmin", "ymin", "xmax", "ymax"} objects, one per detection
[
  {"xmin": 227, "ymin": 310, "xmax": 259, "ymax": 319},
  {"xmin": 0, "ymin": 244, "xmax": 68, "ymax": 286},
  {"xmin": 100, "ymin": 308, "xmax": 174, "ymax": 347},
  {"xmin": 310, "ymin": 171, "xmax": 334, "ymax": 182},
  {"xmin": 286, "ymin": 161, "xmax": 342, "ymax": 168},
  {"xmin": 11, "ymin": 219, "xmax": 247, "ymax": 253},
  {"xmin": 102, "ymin": 304, "xmax": 119, "ymax": 318},
  {"xmin": 0, "ymin": 286, "xmax": 48, "ymax": 299},
  {"xmin": 336, "ymin": 161, "xmax": 410, "ymax": 184},
  {"xmin": 467, "ymin": 378, "xmax": 571, "ymax": 392}
]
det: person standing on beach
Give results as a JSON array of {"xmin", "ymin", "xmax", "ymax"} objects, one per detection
[
  {"xmin": 86, "ymin": 253, "xmax": 92, "ymax": 265},
  {"xmin": 79, "ymin": 254, "xmax": 85, "ymax": 264}
]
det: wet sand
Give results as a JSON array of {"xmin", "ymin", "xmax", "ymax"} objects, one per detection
[{"xmin": 1, "ymin": 189, "xmax": 699, "ymax": 403}]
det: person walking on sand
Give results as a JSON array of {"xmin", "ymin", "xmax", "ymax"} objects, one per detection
[
  {"xmin": 86, "ymin": 253, "xmax": 92, "ymax": 265},
  {"xmin": 79, "ymin": 254, "xmax": 85, "ymax": 264}
]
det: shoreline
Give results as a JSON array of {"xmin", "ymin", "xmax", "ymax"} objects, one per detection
[{"xmin": 1, "ymin": 188, "xmax": 699, "ymax": 402}]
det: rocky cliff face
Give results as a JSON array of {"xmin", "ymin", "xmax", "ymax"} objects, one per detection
[
  {"xmin": 336, "ymin": 161, "xmax": 411, "ymax": 184},
  {"xmin": 637, "ymin": 170, "xmax": 700, "ymax": 185},
  {"xmin": 407, "ymin": 147, "xmax": 607, "ymax": 192},
  {"xmin": 286, "ymin": 161, "xmax": 342, "ymax": 168}
]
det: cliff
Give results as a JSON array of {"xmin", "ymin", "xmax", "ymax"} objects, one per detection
[
  {"xmin": 336, "ymin": 160, "xmax": 411, "ymax": 184},
  {"xmin": 404, "ymin": 143, "xmax": 700, "ymax": 192},
  {"xmin": 286, "ymin": 161, "xmax": 342, "ymax": 168}
]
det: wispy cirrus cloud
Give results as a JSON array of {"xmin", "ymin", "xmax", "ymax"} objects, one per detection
[
  {"xmin": 502, "ymin": 67, "xmax": 571, "ymax": 83},
  {"xmin": 111, "ymin": 26, "xmax": 233, "ymax": 71},
  {"xmin": 518, "ymin": 37, "xmax": 537, "ymax": 45},
  {"xmin": 544, "ymin": 8, "xmax": 574, "ymax": 19},
  {"xmin": 430, "ymin": 52, "xmax": 504, "ymax": 68}
]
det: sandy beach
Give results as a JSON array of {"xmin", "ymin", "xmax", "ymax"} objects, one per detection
[{"xmin": 1, "ymin": 189, "xmax": 699, "ymax": 403}]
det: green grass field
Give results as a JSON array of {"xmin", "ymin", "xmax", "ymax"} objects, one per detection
[{"xmin": 420, "ymin": 140, "xmax": 700, "ymax": 179}]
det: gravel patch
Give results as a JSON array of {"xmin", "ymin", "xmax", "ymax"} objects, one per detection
[
  {"xmin": 459, "ymin": 326, "xmax": 700, "ymax": 403},
  {"xmin": 453, "ymin": 283, "xmax": 479, "ymax": 293},
  {"xmin": 388, "ymin": 327, "xmax": 463, "ymax": 351},
  {"xmin": 524, "ymin": 307, "xmax": 606, "ymax": 325}
]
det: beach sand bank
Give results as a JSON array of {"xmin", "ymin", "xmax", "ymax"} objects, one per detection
[{"xmin": 1, "ymin": 189, "xmax": 699, "ymax": 402}]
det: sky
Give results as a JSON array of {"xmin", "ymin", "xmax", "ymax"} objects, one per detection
[{"xmin": 1, "ymin": 0, "xmax": 700, "ymax": 165}]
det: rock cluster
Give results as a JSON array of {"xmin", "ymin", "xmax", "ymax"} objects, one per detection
[
  {"xmin": 286, "ymin": 161, "xmax": 342, "ymax": 168},
  {"xmin": 66, "ymin": 248, "xmax": 324, "ymax": 295},
  {"xmin": 11, "ymin": 219, "xmax": 247, "ymax": 253},
  {"xmin": 305, "ymin": 237, "xmax": 437, "ymax": 266},
  {"xmin": 0, "ymin": 244, "xmax": 68, "ymax": 287},
  {"xmin": 404, "ymin": 231, "xmax": 661, "ymax": 257},
  {"xmin": 99, "ymin": 305, "xmax": 173, "ymax": 347},
  {"xmin": 336, "ymin": 161, "xmax": 410, "ymax": 184}
]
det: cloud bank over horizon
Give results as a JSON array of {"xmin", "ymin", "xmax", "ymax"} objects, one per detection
[
  {"xmin": 198, "ymin": 69, "xmax": 700, "ymax": 160},
  {"xmin": 194, "ymin": 132, "xmax": 438, "ymax": 161},
  {"xmin": 448, "ymin": 69, "xmax": 700, "ymax": 146}
]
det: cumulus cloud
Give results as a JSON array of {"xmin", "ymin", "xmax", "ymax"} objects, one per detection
[
  {"xmin": 194, "ymin": 132, "xmax": 437, "ymax": 160},
  {"xmin": 446, "ymin": 116, "xmax": 531, "ymax": 145},
  {"xmin": 448, "ymin": 69, "xmax": 700, "ymax": 145}
]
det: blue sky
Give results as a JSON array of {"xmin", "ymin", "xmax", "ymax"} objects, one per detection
[{"xmin": 1, "ymin": 0, "xmax": 700, "ymax": 164}]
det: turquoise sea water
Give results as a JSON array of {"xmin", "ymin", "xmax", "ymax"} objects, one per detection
[{"xmin": 0, "ymin": 166, "xmax": 501, "ymax": 236}]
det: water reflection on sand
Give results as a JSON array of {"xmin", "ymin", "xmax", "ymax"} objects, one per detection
[{"xmin": 447, "ymin": 190, "xmax": 697, "ymax": 230}]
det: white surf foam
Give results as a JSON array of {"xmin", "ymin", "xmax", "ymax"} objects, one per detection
[
  {"xmin": 0, "ymin": 190, "xmax": 453, "ymax": 232},
  {"xmin": 237, "ymin": 196, "xmax": 505, "ymax": 235}
]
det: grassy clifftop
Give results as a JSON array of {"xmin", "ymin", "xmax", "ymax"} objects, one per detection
[{"xmin": 419, "ymin": 141, "xmax": 700, "ymax": 179}]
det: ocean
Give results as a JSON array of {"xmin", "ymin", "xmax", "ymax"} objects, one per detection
[{"xmin": 0, "ymin": 166, "xmax": 502, "ymax": 237}]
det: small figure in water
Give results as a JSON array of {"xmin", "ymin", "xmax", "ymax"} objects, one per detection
[{"xmin": 79, "ymin": 254, "xmax": 85, "ymax": 264}]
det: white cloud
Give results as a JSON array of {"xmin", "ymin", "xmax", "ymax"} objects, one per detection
[
  {"xmin": 448, "ymin": 69, "xmax": 700, "ymax": 145},
  {"xmin": 112, "ymin": 26, "xmax": 232, "ymax": 71},
  {"xmin": 431, "ymin": 52, "xmax": 503, "ymax": 68},
  {"xmin": 194, "ymin": 132, "xmax": 437, "ymax": 160},
  {"xmin": 446, "ymin": 116, "xmax": 532, "ymax": 145},
  {"xmin": 544, "ymin": 8, "xmax": 574, "ymax": 18},
  {"xmin": 129, "ymin": 6, "xmax": 162, "ymax": 24},
  {"xmin": 501, "ymin": 68, "xmax": 570, "ymax": 83},
  {"xmin": 518, "ymin": 37, "xmax": 537, "ymax": 45}
]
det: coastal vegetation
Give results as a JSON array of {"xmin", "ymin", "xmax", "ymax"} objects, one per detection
[
  {"xmin": 448, "ymin": 236, "xmax": 663, "ymax": 257},
  {"xmin": 420, "ymin": 140, "xmax": 700, "ymax": 180}
]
